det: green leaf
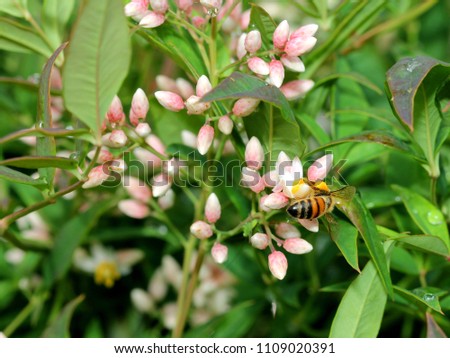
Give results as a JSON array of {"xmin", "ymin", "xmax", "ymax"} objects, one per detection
[
  {"xmin": 359, "ymin": 187, "xmax": 399, "ymax": 209},
  {"xmin": 0, "ymin": 166, "xmax": 47, "ymax": 188},
  {"xmin": 0, "ymin": 0, "xmax": 28, "ymax": 18},
  {"xmin": 42, "ymin": 295, "xmax": 84, "ymax": 338},
  {"xmin": 392, "ymin": 235, "xmax": 448, "ymax": 257},
  {"xmin": 390, "ymin": 246, "xmax": 419, "ymax": 275},
  {"xmin": 43, "ymin": 201, "xmax": 114, "ymax": 286},
  {"xmin": 426, "ymin": 312, "xmax": 447, "ymax": 338},
  {"xmin": 249, "ymin": 4, "xmax": 276, "ymax": 50},
  {"xmin": 327, "ymin": 216, "xmax": 359, "ymax": 272},
  {"xmin": 394, "ymin": 286, "xmax": 443, "ymax": 314},
  {"xmin": 339, "ymin": 193, "xmax": 393, "ymax": 297},
  {"xmin": 42, "ymin": 0, "xmax": 75, "ymax": 49},
  {"xmin": 63, "ymin": 0, "xmax": 131, "ymax": 142},
  {"xmin": 314, "ymin": 72, "xmax": 383, "ymax": 95},
  {"xmin": 0, "ymin": 17, "xmax": 53, "ymax": 56},
  {"xmin": 202, "ymin": 72, "xmax": 295, "ymax": 123},
  {"xmin": 296, "ymin": 113, "xmax": 330, "ymax": 146},
  {"xmin": 37, "ymin": 42, "xmax": 67, "ymax": 190},
  {"xmin": 392, "ymin": 185, "xmax": 449, "ymax": 250},
  {"xmin": 0, "ymin": 156, "xmax": 78, "ymax": 170},
  {"xmin": 329, "ymin": 241, "xmax": 394, "ymax": 337}
]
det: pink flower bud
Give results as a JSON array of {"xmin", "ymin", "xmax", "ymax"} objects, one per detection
[
  {"xmin": 88, "ymin": 148, "xmax": 114, "ymax": 163},
  {"xmin": 245, "ymin": 136, "xmax": 264, "ymax": 170},
  {"xmin": 146, "ymin": 134, "xmax": 166, "ymax": 157},
  {"xmin": 190, "ymin": 220, "xmax": 213, "ymax": 239},
  {"xmin": 106, "ymin": 95, "xmax": 125, "ymax": 124},
  {"xmin": 237, "ymin": 33, "xmax": 247, "ymax": 59},
  {"xmin": 262, "ymin": 170, "xmax": 277, "ymax": 188},
  {"xmin": 250, "ymin": 233, "xmax": 269, "ymax": 250},
  {"xmin": 118, "ymin": 199, "xmax": 150, "ymax": 219},
  {"xmin": 82, "ymin": 165, "xmax": 110, "ymax": 189},
  {"xmin": 283, "ymin": 238, "xmax": 313, "ymax": 255},
  {"xmin": 247, "ymin": 57, "xmax": 270, "ymax": 76},
  {"xmin": 284, "ymin": 36, "xmax": 317, "ymax": 57},
  {"xmin": 175, "ymin": 0, "xmax": 193, "ymax": 11},
  {"xmin": 232, "ymin": 98, "xmax": 260, "ymax": 117},
  {"xmin": 152, "ymin": 173, "xmax": 172, "ymax": 197},
  {"xmin": 259, "ymin": 195, "xmax": 271, "ymax": 212},
  {"xmin": 192, "ymin": 16, "xmax": 207, "ymax": 28},
  {"xmin": 263, "ymin": 193, "xmax": 289, "ymax": 209},
  {"xmin": 275, "ymin": 223, "xmax": 300, "ymax": 239},
  {"xmin": 280, "ymin": 80, "xmax": 314, "ymax": 100},
  {"xmin": 181, "ymin": 130, "xmax": 197, "ymax": 147},
  {"xmin": 107, "ymin": 129, "xmax": 128, "ymax": 148},
  {"xmin": 245, "ymin": 30, "xmax": 262, "ymax": 54},
  {"xmin": 205, "ymin": 193, "xmax": 221, "ymax": 223},
  {"xmin": 176, "ymin": 78, "xmax": 195, "ymax": 99},
  {"xmin": 185, "ymin": 95, "xmax": 210, "ymax": 115},
  {"xmin": 156, "ymin": 75, "xmax": 178, "ymax": 92},
  {"xmin": 211, "ymin": 242, "xmax": 228, "ymax": 263},
  {"xmin": 129, "ymin": 109, "xmax": 140, "ymax": 126},
  {"xmin": 241, "ymin": 167, "xmax": 262, "ymax": 188},
  {"xmin": 124, "ymin": 176, "xmax": 152, "ymax": 202},
  {"xmin": 150, "ymin": 0, "xmax": 168, "ymax": 13},
  {"xmin": 308, "ymin": 154, "xmax": 333, "ymax": 182},
  {"xmin": 158, "ymin": 188, "xmax": 175, "ymax": 210},
  {"xmin": 280, "ymin": 55, "xmax": 305, "ymax": 72},
  {"xmin": 240, "ymin": 9, "xmax": 251, "ymax": 30},
  {"xmin": 124, "ymin": 0, "xmax": 150, "ymax": 20},
  {"xmin": 222, "ymin": 17, "xmax": 237, "ymax": 34},
  {"xmin": 298, "ymin": 218, "xmax": 319, "ymax": 232},
  {"xmin": 269, "ymin": 60, "xmax": 285, "ymax": 88},
  {"xmin": 218, "ymin": 115, "xmax": 233, "ymax": 135},
  {"xmin": 273, "ymin": 20, "xmax": 290, "ymax": 49},
  {"xmin": 196, "ymin": 75, "xmax": 212, "ymax": 98},
  {"xmin": 110, "ymin": 158, "xmax": 127, "ymax": 173},
  {"xmin": 200, "ymin": 0, "xmax": 222, "ymax": 11},
  {"xmin": 139, "ymin": 11, "xmax": 165, "ymax": 28},
  {"xmin": 135, "ymin": 122, "xmax": 151, "ymax": 137},
  {"xmin": 268, "ymin": 251, "xmax": 288, "ymax": 280},
  {"xmin": 155, "ymin": 91, "xmax": 185, "ymax": 111},
  {"xmin": 131, "ymin": 88, "xmax": 149, "ymax": 120},
  {"xmin": 290, "ymin": 24, "xmax": 319, "ymax": 40},
  {"xmin": 197, "ymin": 124, "xmax": 214, "ymax": 155},
  {"xmin": 250, "ymin": 176, "xmax": 265, "ymax": 193}
]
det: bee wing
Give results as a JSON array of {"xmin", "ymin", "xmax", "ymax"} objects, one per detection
[{"xmin": 331, "ymin": 186, "xmax": 356, "ymax": 203}]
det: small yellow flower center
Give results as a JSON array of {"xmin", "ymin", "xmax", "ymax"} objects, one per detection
[
  {"xmin": 315, "ymin": 181, "xmax": 330, "ymax": 192},
  {"xmin": 94, "ymin": 261, "xmax": 120, "ymax": 288},
  {"xmin": 291, "ymin": 179, "xmax": 305, "ymax": 195}
]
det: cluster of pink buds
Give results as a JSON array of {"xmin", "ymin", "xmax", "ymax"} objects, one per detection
[
  {"xmin": 124, "ymin": 0, "xmax": 169, "ymax": 28},
  {"xmin": 190, "ymin": 193, "xmax": 228, "ymax": 264}
]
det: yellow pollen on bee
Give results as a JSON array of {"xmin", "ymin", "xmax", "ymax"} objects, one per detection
[
  {"xmin": 315, "ymin": 181, "xmax": 330, "ymax": 192},
  {"xmin": 291, "ymin": 179, "xmax": 305, "ymax": 194},
  {"xmin": 94, "ymin": 261, "xmax": 120, "ymax": 288}
]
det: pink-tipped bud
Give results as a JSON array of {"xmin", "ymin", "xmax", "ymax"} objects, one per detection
[
  {"xmin": 275, "ymin": 223, "xmax": 300, "ymax": 239},
  {"xmin": 250, "ymin": 175, "xmax": 265, "ymax": 193},
  {"xmin": 156, "ymin": 75, "xmax": 178, "ymax": 92},
  {"xmin": 106, "ymin": 129, "xmax": 128, "ymax": 148},
  {"xmin": 196, "ymin": 75, "xmax": 212, "ymax": 98},
  {"xmin": 181, "ymin": 130, "xmax": 197, "ymax": 147},
  {"xmin": 284, "ymin": 36, "xmax": 317, "ymax": 57},
  {"xmin": 152, "ymin": 173, "xmax": 172, "ymax": 198},
  {"xmin": 88, "ymin": 148, "xmax": 114, "ymax": 163},
  {"xmin": 124, "ymin": 176, "xmax": 152, "ymax": 202},
  {"xmin": 273, "ymin": 20, "xmax": 290, "ymax": 49},
  {"xmin": 205, "ymin": 193, "xmax": 221, "ymax": 223},
  {"xmin": 197, "ymin": 124, "xmax": 214, "ymax": 155},
  {"xmin": 237, "ymin": 33, "xmax": 247, "ymax": 59},
  {"xmin": 185, "ymin": 95, "xmax": 210, "ymax": 115},
  {"xmin": 82, "ymin": 165, "xmax": 110, "ymax": 189},
  {"xmin": 259, "ymin": 195, "xmax": 271, "ymax": 212},
  {"xmin": 245, "ymin": 136, "xmax": 264, "ymax": 170},
  {"xmin": 263, "ymin": 193, "xmax": 289, "ymax": 209},
  {"xmin": 131, "ymin": 88, "xmax": 149, "ymax": 120},
  {"xmin": 280, "ymin": 55, "xmax": 305, "ymax": 72},
  {"xmin": 135, "ymin": 122, "xmax": 151, "ymax": 137},
  {"xmin": 245, "ymin": 30, "xmax": 262, "ymax": 54},
  {"xmin": 308, "ymin": 154, "xmax": 333, "ymax": 182},
  {"xmin": 110, "ymin": 158, "xmax": 127, "ymax": 173},
  {"xmin": 190, "ymin": 220, "xmax": 213, "ymax": 240},
  {"xmin": 268, "ymin": 251, "xmax": 288, "ymax": 280},
  {"xmin": 262, "ymin": 170, "xmax": 277, "ymax": 188},
  {"xmin": 290, "ymin": 24, "xmax": 319, "ymax": 40},
  {"xmin": 211, "ymin": 242, "xmax": 228, "ymax": 263},
  {"xmin": 175, "ymin": 0, "xmax": 193, "ymax": 11},
  {"xmin": 240, "ymin": 9, "xmax": 251, "ymax": 30},
  {"xmin": 280, "ymin": 80, "xmax": 314, "ymax": 100},
  {"xmin": 200, "ymin": 0, "xmax": 222, "ymax": 11},
  {"xmin": 155, "ymin": 91, "xmax": 185, "ymax": 111},
  {"xmin": 150, "ymin": 0, "xmax": 168, "ymax": 13},
  {"xmin": 139, "ymin": 11, "xmax": 165, "ymax": 28},
  {"xmin": 247, "ymin": 57, "xmax": 270, "ymax": 76},
  {"xmin": 298, "ymin": 218, "xmax": 319, "ymax": 232},
  {"xmin": 232, "ymin": 98, "xmax": 260, "ymax": 117},
  {"xmin": 192, "ymin": 16, "xmax": 207, "ymax": 28},
  {"xmin": 158, "ymin": 189, "xmax": 175, "ymax": 210},
  {"xmin": 241, "ymin": 167, "xmax": 262, "ymax": 190},
  {"xmin": 283, "ymin": 238, "xmax": 313, "ymax": 255},
  {"xmin": 176, "ymin": 78, "xmax": 195, "ymax": 99},
  {"xmin": 124, "ymin": 0, "xmax": 150, "ymax": 21},
  {"xmin": 107, "ymin": 95, "xmax": 125, "ymax": 124},
  {"xmin": 218, "ymin": 115, "xmax": 233, "ymax": 135},
  {"xmin": 250, "ymin": 233, "xmax": 269, "ymax": 250},
  {"xmin": 118, "ymin": 199, "xmax": 150, "ymax": 219},
  {"xmin": 269, "ymin": 60, "xmax": 285, "ymax": 88}
]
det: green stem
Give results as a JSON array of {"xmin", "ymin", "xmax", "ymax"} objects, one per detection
[
  {"xmin": 0, "ymin": 128, "xmax": 90, "ymax": 146},
  {"xmin": 209, "ymin": 17, "xmax": 218, "ymax": 86},
  {"xmin": 3, "ymin": 298, "xmax": 38, "ymax": 337}
]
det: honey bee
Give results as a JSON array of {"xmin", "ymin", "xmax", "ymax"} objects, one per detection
[{"xmin": 287, "ymin": 183, "xmax": 355, "ymax": 220}]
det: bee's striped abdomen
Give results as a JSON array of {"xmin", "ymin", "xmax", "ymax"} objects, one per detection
[{"xmin": 287, "ymin": 196, "xmax": 333, "ymax": 219}]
